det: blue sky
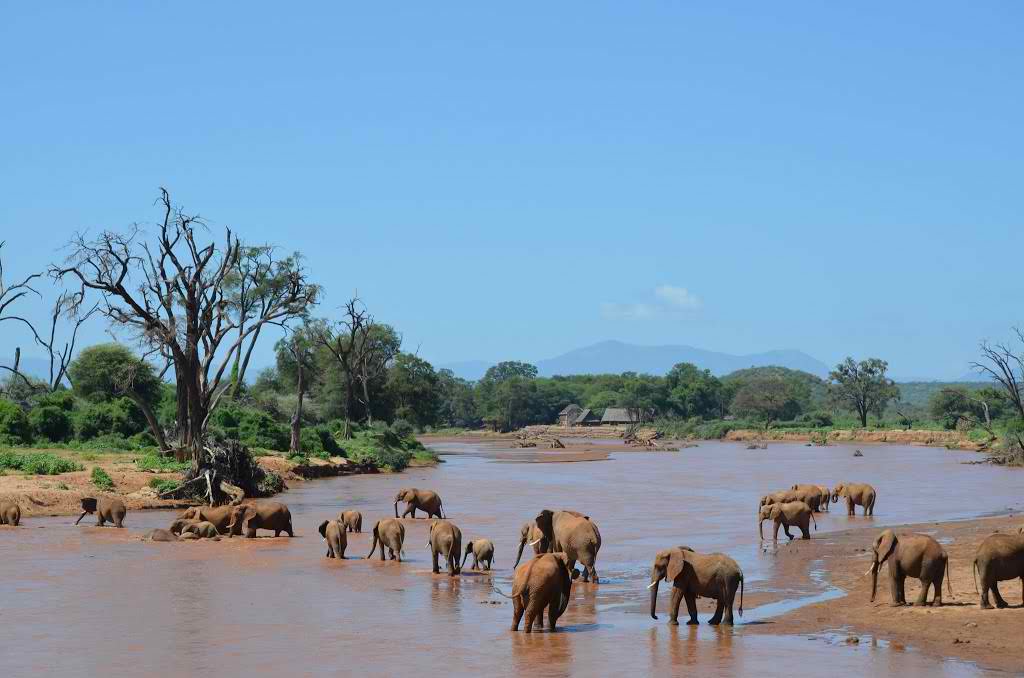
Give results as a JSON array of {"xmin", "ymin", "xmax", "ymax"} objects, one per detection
[{"xmin": 1, "ymin": 2, "xmax": 1022, "ymax": 380}]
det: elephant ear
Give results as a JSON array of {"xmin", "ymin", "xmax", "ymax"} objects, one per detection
[
  {"xmin": 318, "ymin": 520, "xmax": 329, "ymax": 539},
  {"xmin": 875, "ymin": 530, "xmax": 897, "ymax": 564},
  {"xmin": 535, "ymin": 510, "xmax": 555, "ymax": 540},
  {"xmin": 667, "ymin": 548, "xmax": 689, "ymax": 582},
  {"xmin": 80, "ymin": 497, "xmax": 98, "ymax": 513},
  {"xmin": 770, "ymin": 505, "xmax": 782, "ymax": 521}
]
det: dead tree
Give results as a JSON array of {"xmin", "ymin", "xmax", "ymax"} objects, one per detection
[
  {"xmin": 312, "ymin": 297, "xmax": 370, "ymax": 438},
  {"xmin": 971, "ymin": 333, "xmax": 1024, "ymax": 419},
  {"xmin": 50, "ymin": 189, "xmax": 318, "ymax": 464},
  {"xmin": 355, "ymin": 323, "xmax": 401, "ymax": 425}
]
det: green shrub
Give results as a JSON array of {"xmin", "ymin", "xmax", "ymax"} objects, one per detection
[
  {"xmin": 694, "ymin": 420, "xmax": 738, "ymax": 439},
  {"xmin": 390, "ymin": 418, "xmax": 415, "ymax": 439},
  {"xmin": 91, "ymin": 466, "xmax": 115, "ymax": 490},
  {"xmin": 148, "ymin": 477, "xmax": 180, "ymax": 494},
  {"xmin": 136, "ymin": 454, "xmax": 189, "ymax": 473},
  {"xmin": 0, "ymin": 450, "xmax": 83, "ymax": 475},
  {"xmin": 73, "ymin": 398, "xmax": 146, "ymax": 441},
  {"xmin": 29, "ymin": 404, "xmax": 74, "ymax": 443},
  {"xmin": 796, "ymin": 411, "xmax": 834, "ymax": 427},
  {"xmin": 210, "ymin": 404, "xmax": 289, "ymax": 451},
  {"xmin": 35, "ymin": 390, "xmax": 76, "ymax": 411},
  {"xmin": 256, "ymin": 470, "xmax": 285, "ymax": 496},
  {"xmin": 0, "ymin": 399, "xmax": 32, "ymax": 445}
]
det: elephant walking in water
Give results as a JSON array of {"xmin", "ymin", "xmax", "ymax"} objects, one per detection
[
  {"xmin": 759, "ymin": 500, "xmax": 816, "ymax": 540},
  {"xmin": 513, "ymin": 522, "xmax": 548, "ymax": 568},
  {"xmin": 973, "ymin": 531, "xmax": 1024, "ymax": 609},
  {"xmin": 319, "ymin": 519, "xmax": 348, "ymax": 558},
  {"xmin": 366, "ymin": 518, "xmax": 406, "ymax": 561},
  {"xmin": 75, "ymin": 497, "xmax": 126, "ymax": 528},
  {"xmin": 394, "ymin": 488, "xmax": 445, "ymax": 519},
  {"xmin": 531, "ymin": 509, "xmax": 602, "ymax": 583},
  {"xmin": 869, "ymin": 529, "xmax": 950, "ymax": 606},
  {"xmin": 511, "ymin": 552, "xmax": 579, "ymax": 633},
  {"xmin": 833, "ymin": 482, "xmax": 876, "ymax": 516},
  {"xmin": 648, "ymin": 546, "xmax": 744, "ymax": 626},
  {"xmin": 339, "ymin": 510, "xmax": 362, "ymax": 533},
  {"xmin": 0, "ymin": 500, "xmax": 21, "ymax": 526},
  {"xmin": 462, "ymin": 538, "xmax": 495, "ymax": 571},
  {"xmin": 428, "ymin": 519, "xmax": 462, "ymax": 576}
]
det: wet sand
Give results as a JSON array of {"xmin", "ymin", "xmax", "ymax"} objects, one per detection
[{"xmin": 1, "ymin": 440, "xmax": 1020, "ymax": 676}]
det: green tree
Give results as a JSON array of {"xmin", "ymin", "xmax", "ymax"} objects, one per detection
[
  {"xmin": 68, "ymin": 344, "xmax": 168, "ymax": 450},
  {"xmin": 730, "ymin": 375, "xmax": 804, "ymax": 426},
  {"xmin": 436, "ymin": 369, "xmax": 480, "ymax": 428},
  {"xmin": 665, "ymin": 362, "xmax": 723, "ymax": 419},
  {"xmin": 828, "ymin": 357, "xmax": 899, "ymax": 428},
  {"xmin": 275, "ymin": 324, "xmax": 317, "ymax": 453},
  {"xmin": 386, "ymin": 354, "xmax": 441, "ymax": 430}
]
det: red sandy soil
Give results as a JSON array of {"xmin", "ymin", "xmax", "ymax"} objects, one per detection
[{"xmin": 750, "ymin": 513, "xmax": 1024, "ymax": 673}]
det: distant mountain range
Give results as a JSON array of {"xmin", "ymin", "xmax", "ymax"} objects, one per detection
[{"xmin": 439, "ymin": 340, "xmax": 832, "ymax": 381}]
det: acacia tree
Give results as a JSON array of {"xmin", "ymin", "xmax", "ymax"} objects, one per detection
[
  {"xmin": 51, "ymin": 189, "xmax": 318, "ymax": 462},
  {"xmin": 828, "ymin": 357, "xmax": 899, "ymax": 427},
  {"xmin": 730, "ymin": 375, "xmax": 801, "ymax": 428},
  {"xmin": 971, "ymin": 331, "xmax": 1024, "ymax": 420},
  {"xmin": 275, "ymin": 323, "xmax": 317, "ymax": 453},
  {"xmin": 355, "ymin": 323, "xmax": 401, "ymax": 424},
  {"xmin": 312, "ymin": 297, "xmax": 370, "ymax": 438}
]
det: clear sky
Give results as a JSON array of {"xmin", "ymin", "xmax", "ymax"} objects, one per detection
[{"xmin": 2, "ymin": 2, "xmax": 1021, "ymax": 380}]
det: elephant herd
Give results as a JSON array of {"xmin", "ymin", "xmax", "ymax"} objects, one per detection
[{"xmin": 4, "ymin": 475, "xmax": 1023, "ymax": 634}]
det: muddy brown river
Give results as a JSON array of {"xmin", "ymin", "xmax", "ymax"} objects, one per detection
[{"xmin": 2, "ymin": 441, "xmax": 1019, "ymax": 677}]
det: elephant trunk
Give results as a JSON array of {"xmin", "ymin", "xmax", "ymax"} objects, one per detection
[
  {"xmin": 758, "ymin": 517, "xmax": 764, "ymax": 541},
  {"xmin": 74, "ymin": 510, "xmax": 88, "ymax": 525},
  {"xmin": 869, "ymin": 561, "xmax": 879, "ymax": 602},
  {"xmin": 461, "ymin": 550, "xmax": 470, "ymax": 570},
  {"xmin": 393, "ymin": 501, "xmax": 399, "ymax": 519},
  {"xmin": 649, "ymin": 578, "xmax": 660, "ymax": 619},
  {"xmin": 514, "ymin": 538, "xmax": 527, "ymax": 568}
]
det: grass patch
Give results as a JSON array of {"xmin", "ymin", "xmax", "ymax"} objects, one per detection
[
  {"xmin": 341, "ymin": 429, "xmax": 429, "ymax": 472},
  {"xmin": 91, "ymin": 466, "xmax": 115, "ymax": 490},
  {"xmin": 135, "ymin": 454, "xmax": 189, "ymax": 473},
  {"xmin": 0, "ymin": 450, "xmax": 84, "ymax": 475},
  {"xmin": 148, "ymin": 477, "xmax": 180, "ymax": 494}
]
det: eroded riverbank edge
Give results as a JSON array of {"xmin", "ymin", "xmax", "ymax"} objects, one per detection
[{"xmin": 748, "ymin": 512, "xmax": 1024, "ymax": 673}]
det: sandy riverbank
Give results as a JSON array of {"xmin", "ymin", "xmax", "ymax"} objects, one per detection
[{"xmin": 750, "ymin": 512, "xmax": 1024, "ymax": 673}]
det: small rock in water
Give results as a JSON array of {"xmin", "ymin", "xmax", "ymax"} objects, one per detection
[
  {"xmin": 845, "ymin": 635, "xmax": 860, "ymax": 644},
  {"xmin": 853, "ymin": 450, "xmax": 864, "ymax": 457}
]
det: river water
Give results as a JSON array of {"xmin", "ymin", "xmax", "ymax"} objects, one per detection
[{"xmin": 1, "ymin": 440, "xmax": 1019, "ymax": 677}]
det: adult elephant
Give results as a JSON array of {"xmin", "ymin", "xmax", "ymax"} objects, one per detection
[
  {"xmin": 511, "ymin": 552, "xmax": 579, "ymax": 633},
  {"xmin": 394, "ymin": 488, "xmax": 445, "ymax": 519},
  {"xmin": 366, "ymin": 518, "xmax": 406, "ymax": 561},
  {"xmin": 319, "ymin": 519, "xmax": 347, "ymax": 559},
  {"xmin": 75, "ymin": 497, "xmax": 126, "ymax": 528},
  {"xmin": 869, "ymin": 529, "xmax": 950, "ymax": 606},
  {"xmin": 428, "ymin": 519, "xmax": 462, "ymax": 576},
  {"xmin": 0, "ymin": 500, "xmax": 21, "ymax": 526},
  {"xmin": 532, "ymin": 509, "xmax": 602, "ymax": 583},
  {"xmin": 339, "ymin": 510, "xmax": 362, "ymax": 533},
  {"xmin": 762, "ymin": 488, "xmax": 820, "ymax": 513},
  {"xmin": 791, "ymin": 484, "xmax": 830, "ymax": 513},
  {"xmin": 648, "ymin": 546, "xmax": 744, "ymax": 626},
  {"xmin": 227, "ymin": 502, "xmax": 294, "ymax": 538},
  {"xmin": 513, "ymin": 522, "xmax": 548, "ymax": 568},
  {"xmin": 833, "ymin": 482, "xmax": 876, "ymax": 516},
  {"xmin": 179, "ymin": 505, "xmax": 238, "ymax": 534},
  {"xmin": 973, "ymin": 531, "xmax": 1024, "ymax": 609},
  {"xmin": 759, "ymin": 500, "xmax": 816, "ymax": 540}
]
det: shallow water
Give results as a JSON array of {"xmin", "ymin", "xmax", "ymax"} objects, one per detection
[{"xmin": 1, "ymin": 440, "xmax": 1017, "ymax": 677}]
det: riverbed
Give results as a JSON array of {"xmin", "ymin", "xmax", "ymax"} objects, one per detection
[{"xmin": 1, "ymin": 440, "xmax": 1019, "ymax": 677}]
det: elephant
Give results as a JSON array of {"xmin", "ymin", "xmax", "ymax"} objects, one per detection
[
  {"xmin": 366, "ymin": 518, "xmax": 406, "ymax": 561},
  {"xmin": 428, "ymin": 519, "xmax": 462, "ymax": 576},
  {"xmin": 75, "ymin": 497, "xmax": 126, "ymax": 528},
  {"xmin": 179, "ymin": 531, "xmax": 200, "ymax": 540},
  {"xmin": 533, "ymin": 509, "xmax": 602, "ymax": 583},
  {"xmin": 648, "ymin": 546, "xmax": 744, "ymax": 626},
  {"xmin": 179, "ymin": 505, "xmax": 240, "ymax": 534},
  {"xmin": 511, "ymin": 552, "xmax": 579, "ymax": 633},
  {"xmin": 182, "ymin": 521, "xmax": 221, "ymax": 539},
  {"xmin": 759, "ymin": 500, "xmax": 817, "ymax": 540},
  {"xmin": 394, "ymin": 488, "xmax": 445, "ymax": 519},
  {"xmin": 462, "ymin": 538, "xmax": 495, "ymax": 571},
  {"xmin": 142, "ymin": 528, "xmax": 179, "ymax": 542},
  {"xmin": 0, "ymin": 500, "xmax": 21, "ymax": 526},
  {"xmin": 227, "ymin": 502, "xmax": 294, "ymax": 538},
  {"xmin": 513, "ymin": 522, "xmax": 549, "ymax": 568},
  {"xmin": 339, "ymin": 510, "xmax": 363, "ymax": 533},
  {"xmin": 869, "ymin": 529, "xmax": 950, "ymax": 606},
  {"xmin": 832, "ymin": 482, "xmax": 876, "ymax": 516},
  {"xmin": 973, "ymin": 531, "xmax": 1024, "ymax": 609},
  {"xmin": 319, "ymin": 519, "xmax": 348, "ymax": 558},
  {"xmin": 762, "ymin": 488, "xmax": 820, "ymax": 512},
  {"xmin": 791, "ymin": 484, "xmax": 830, "ymax": 512}
]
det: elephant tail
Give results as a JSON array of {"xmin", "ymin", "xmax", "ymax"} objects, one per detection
[
  {"xmin": 365, "ymin": 526, "xmax": 380, "ymax": 560},
  {"xmin": 972, "ymin": 559, "xmax": 979, "ymax": 594},
  {"xmin": 945, "ymin": 555, "xmax": 953, "ymax": 597},
  {"xmin": 810, "ymin": 511, "xmax": 818, "ymax": 531},
  {"xmin": 491, "ymin": 584, "xmax": 514, "ymax": 600},
  {"xmin": 738, "ymin": 574, "xmax": 744, "ymax": 618}
]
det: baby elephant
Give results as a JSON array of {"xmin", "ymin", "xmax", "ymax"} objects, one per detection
[
  {"xmin": 75, "ymin": 497, "xmax": 127, "ymax": 528},
  {"xmin": 428, "ymin": 519, "xmax": 462, "ymax": 576},
  {"xmin": 511, "ymin": 552, "xmax": 579, "ymax": 633},
  {"xmin": 462, "ymin": 538, "xmax": 495, "ymax": 571},
  {"xmin": 0, "ymin": 500, "xmax": 21, "ymax": 526},
  {"xmin": 338, "ymin": 510, "xmax": 362, "ymax": 533},
  {"xmin": 973, "ymin": 530, "xmax": 1024, "ymax": 609},
  {"xmin": 869, "ymin": 529, "xmax": 950, "ymax": 606},
  {"xmin": 142, "ymin": 528, "xmax": 179, "ymax": 542},
  {"xmin": 319, "ymin": 519, "xmax": 348, "ymax": 558},
  {"xmin": 759, "ymin": 501, "xmax": 816, "ymax": 541},
  {"xmin": 168, "ymin": 518, "xmax": 220, "ymax": 538},
  {"xmin": 648, "ymin": 546, "xmax": 744, "ymax": 626}
]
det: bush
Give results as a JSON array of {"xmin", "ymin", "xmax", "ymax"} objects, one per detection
[
  {"xmin": 390, "ymin": 418, "xmax": 415, "ymax": 439},
  {"xmin": 148, "ymin": 477, "xmax": 180, "ymax": 494},
  {"xmin": 73, "ymin": 398, "xmax": 147, "ymax": 441},
  {"xmin": 992, "ymin": 418, "xmax": 1024, "ymax": 466},
  {"xmin": 210, "ymin": 404, "xmax": 289, "ymax": 451},
  {"xmin": 91, "ymin": 466, "xmax": 115, "ymax": 490},
  {"xmin": 796, "ymin": 411, "xmax": 834, "ymax": 428},
  {"xmin": 0, "ymin": 451, "xmax": 83, "ymax": 475},
  {"xmin": 29, "ymin": 405, "xmax": 74, "ymax": 443},
  {"xmin": 256, "ymin": 470, "xmax": 285, "ymax": 496},
  {"xmin": 35, "ymin": 390, "xmax": 75, "ymax": 412},
  {"xmin": 0, "ymin": 399, "xmax": 32, "ymax": 445}
]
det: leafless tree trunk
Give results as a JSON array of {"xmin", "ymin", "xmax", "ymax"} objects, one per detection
[
  {"xmin": 290, "ymin": 360, "xmax": 305, "ymax": 453},
  {"xmin": 972, "ymin": 332, "xmax": 1024, "ymax": 419},
  {"xmin": 313, "ymin": 297, "xmax": 370, "ymax": 439}
]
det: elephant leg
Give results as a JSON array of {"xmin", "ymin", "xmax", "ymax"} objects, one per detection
[
  {"xmin": 783, "ymin": 523, "xmax": 795, "ymax": 540},
  {"xmin": 326, "ymin": 546, "xmax": 332, "ymax": 558},
  {"xmin": 512, "ymin": 598, "xmax": 525, "ymax": 631},
  {"xmin": 800, "ymin": 523, "xmax": 810, "ymax": 539},
  {"xmin": 708, "ymin": 598, "xmax": 724, "ymax": 625},
  {"xmin": 524, "ymin": 598, "xmax": 545, "ymax": 633},
  {"xmin": 723, "ymin": 588, "xmax": 736, "ymax": 625},
  {"xmin": 897, "ymin": 573, "xmax": 908, "ymax": 605},
  {"xmin": 773, "ymin": 521, "xmax": 781, "ymax": 541},
  {"xmin": 580, "ymin": 554, "xmax": 599, "ymax": 584},
  {"xmin": 980, "ymin": 579, "xmax": 992, "ymax": 609},
  {"xmin": 668, "ymin": 586, "xmax": 683, "ymax": 625},
  {"xmin": 339, "ymin": 544, "xmax": 346, "ymax": 559},
  {"xmin": 684, "ymin": 592, "xmax": 700, "ymax": 625},
  {"xmin": 547, "ymin": 598, "xmax": 559, "ymax": 631},
  {"xmin": 913, "ymin": 577, "xmax": 930, "ymax": 606},
  {"xmin": 432, "ymin": 549, "xmax": 440, "ymax": 574},
  {"xmin": 274, "ymin": 530, "xmax": 281, "ymax": 537},
  {"xmin": 992, "ymin": 581, "xmax": 1009, "ymax": 609},
  {"xmin": 847, "ymin": 498, "xmax": 854, "ymax": 516},
  {"xmin": 889, "ymin": 566, "xmax": 902, "ymax": 606}
]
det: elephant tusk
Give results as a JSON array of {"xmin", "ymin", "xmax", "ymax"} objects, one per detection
[
  {"xmin": 862, "ymin": 565, "xmax": 875, "ymax": 577},
  {"xmin": 527, "ymin": 538, "xmax": 542, "ymax": 547},
  {"xmin": 647, "ymin": 581, "xmax": 658, "ymax": 589}
]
